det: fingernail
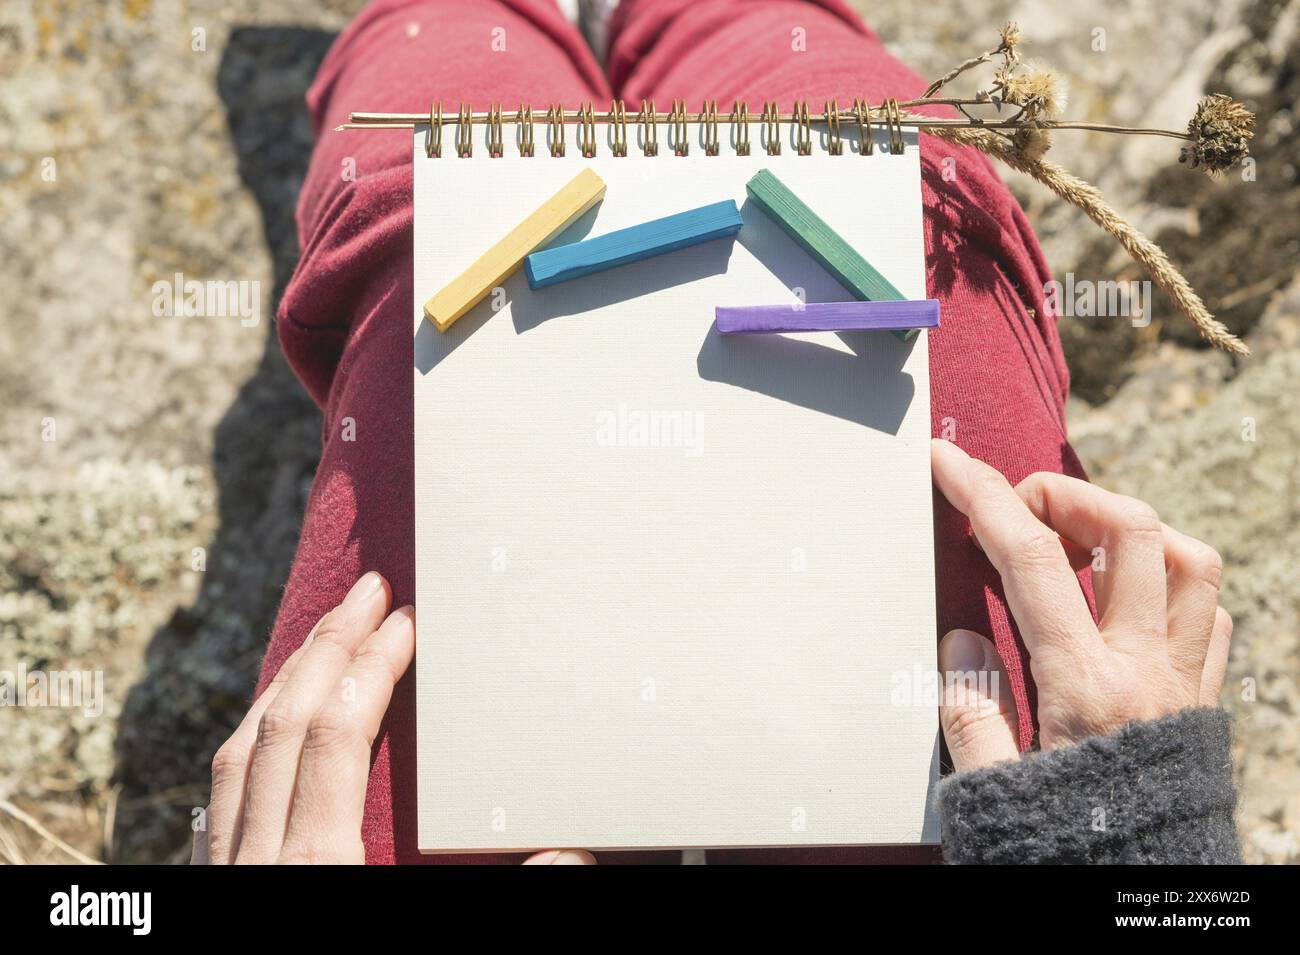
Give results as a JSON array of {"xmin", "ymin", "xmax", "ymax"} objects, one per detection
[
  {"xmin": 380, "ymin": 605, "xmax": 416, "ymax": 631},
  {"xmin": 346, "ymin": 571, "xmax": 385, "ymax": 603},
  {"xmin": 930, "ymin": 438, "xmax": 969, "ymax": 461},
  {"xmin": 524, "ymin": 849, "xmax": 595, "ymax": 865},
  {"xmin": 550, "ymin": 850, "xmax": 595, "ymax": 865},
  {"xmin": 939, "ymin": 629, "xmax": 988, "ymax": 674}
]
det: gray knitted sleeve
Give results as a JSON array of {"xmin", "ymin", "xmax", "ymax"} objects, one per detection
[{"xmin": 939, "ymin": 707, "xmax": 1240, "ymax": 864}]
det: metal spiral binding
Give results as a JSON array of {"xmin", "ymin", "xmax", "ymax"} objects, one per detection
[
  {"xmin": 884, "ymin": 98, "xmax": 904, "ymax": 155},
  {"xmin": 760, "ymin": 101, "xmax": 781, "ymax": 155},
  {"xmin": 456, "ymin": 104, "xmax": 473, "ymax": 158},
  {"xmin": 853, "ymin": 98, "xmax": 874, "ymax": 155},
  {"xmin": 547, "ymin": 103, "xmax": 565, "ymax": 157},
  {"xmin": 419, "ymin": 99, "xmax": 912, "ymax": 157},
  {"xmin": 610, "ymin": 100, "xmax": 628, "ymax": 157},
  {"xmin": 578, "ymin": 102, "xmax": 597, "ymax": 157},
  {"xmin": 668, "ymin": 99, "xmax": 689, "ymax": 156},
  {"xmin": 486, "ymin": 104, "xmax": 503, "ymax": 157},
  {"xmin": 701, "ymin": 101, "xmax": 720, "ymax": 156},
  {"xmin": 639, "ymin": 99, "xmax": 658, "ymax": 156},
  {"xmin": 731, "ymin": 100, "xmax": 750, "ymax": 156},
  {"xmin": 426, "ymin": 101, "xmax": 442, "ymax": 158},
  {"xmin": 517, "ymin": 104, "xmax": 534, "ymax": 157},
  {"xmin": 794, "ymin": 101, "xmax": 812, "ymax": 155},
  {"xmin": 824, "ymin": 100, "xmax": 843, "ymax": 155}
]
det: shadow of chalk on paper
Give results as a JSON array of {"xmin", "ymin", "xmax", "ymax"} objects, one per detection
[
  {"xmin": 695, "ymin": 321, "xmax": 916, "ymax": 435},
  {"xmin": 509, "ymin": 234, "xmax": 736, "ymax": 333}
]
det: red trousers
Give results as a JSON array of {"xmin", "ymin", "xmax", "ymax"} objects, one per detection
[{"xmin": 263, "ymin": 0, "xmax": 1090, "ymax": 863}]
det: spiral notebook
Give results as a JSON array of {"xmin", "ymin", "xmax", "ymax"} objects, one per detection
[{"xmin": 409, "ymin": 106, "xmax": 939, "ymax": 853}]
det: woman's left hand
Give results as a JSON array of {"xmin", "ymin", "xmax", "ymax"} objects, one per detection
[{"xmin": 930, "ymin": 440, "xmax": 1233, "ymax": 773}]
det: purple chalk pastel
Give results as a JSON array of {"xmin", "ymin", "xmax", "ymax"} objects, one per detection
[{"xmin": 715, "ymin": 300, "xmax": 940, "ymax": 334}]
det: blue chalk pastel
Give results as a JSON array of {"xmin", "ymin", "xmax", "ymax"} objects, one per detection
[{"xmin": 525, "ymin": 200, "xmax": 743, "ymax": 290}]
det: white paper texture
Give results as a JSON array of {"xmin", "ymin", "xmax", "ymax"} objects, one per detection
[{"xmin": 413, "ymin": 123, "xmax": 939, "ymax": 852}]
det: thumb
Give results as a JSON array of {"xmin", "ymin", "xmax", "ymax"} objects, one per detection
[
  {"xmin": 938, "ymin": 629, "xmax": 1020, "ymax": 773},
  {"xmin": 522, "ymin": 849, "xmax": 597, "ymax": 865}
]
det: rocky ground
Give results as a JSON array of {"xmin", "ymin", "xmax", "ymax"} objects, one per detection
[{"xmin": 0, "ymin": 0, "xmax": 1295, "ymax": 863}]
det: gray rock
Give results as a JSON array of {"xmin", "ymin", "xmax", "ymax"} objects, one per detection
[
  {"xmin": 1069, "ymin": 280, "xmax": 1300, "ymax": 864},
  {"xmin": 0, "ymin": 0, "xmax": 1293, "ymax": 864}
]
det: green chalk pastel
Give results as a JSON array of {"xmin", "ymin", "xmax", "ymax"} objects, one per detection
[{"xmin": 745, "ymin": 168, "xmax": 918, "ymax": 341}]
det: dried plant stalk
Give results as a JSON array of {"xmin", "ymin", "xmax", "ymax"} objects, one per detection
[
  {"xmin": 917, "ymin": 118, "xmax": 1250, "ymax": 357},
  {"xmin": 897, "ymin": 24, "xmax": 1256, "ymax": 357}
]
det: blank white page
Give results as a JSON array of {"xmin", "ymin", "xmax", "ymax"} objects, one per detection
[{"xmin": 413, "ymin": 123, "xmax": 939, "ymax": 852}]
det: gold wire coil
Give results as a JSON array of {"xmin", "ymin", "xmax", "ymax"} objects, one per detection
[
  {"xmin": 639, "ymin": 99, "xmax": 658, "ymax": 156},
  {"xmin": 884, "ymin": 98, "xmax": 904, "ymax": 154},
  {"xmin": 760, "ymin": 101, "xmax": 781, "ymax": 155},
  {"xmin": 794, "ymin": 101, "xmax": 812, "ymax": 155},
  {"xmin": 547, "ymin": 103, "xmax": 566, "ymax": 157},
  {"xmin": 824, "ymin": 100, "xmax": 843, "ymax": 155},
  {"xmin": 427, "ymin": 101, "xmax": 443, "ymax": 158},
  {"xmin": 456, "ymin": 103, "xmax": 473, "ymax": 157},
  {"xmin": 412, "ymin": 98, "xmax": 916, "ymax": 158},
  {"xmin": 610, "ymin": 99, "xmax": 628, "ymax": 156},
  {"xmin": 517, "ymin": 104, "xmax": 534, "ymax": 156},
  {"xmin": 578, "ymin": 101, "xmax": 597, "ymax": 156},
  {"xmin": 730, "ymin": 100, "xmax": 750, "ymax": 156},
  {"xmin": 486, "ymin": 103, "xmax": 504, "ymax": 157},
  {"xmin": 669, "ymin": 99, "xmax": 689, "ymax": 155},
  {"xmin": 853, "ymin": 98, "xmax": 874, "ymax": 155},
  {"xmin": 701, "ymin": 100, "xmax": 720, "ymax": 155}
]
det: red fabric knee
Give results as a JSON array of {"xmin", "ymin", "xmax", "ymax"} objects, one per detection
[{"xmin": 263, "ymin": 0, "xmax": 611, "ymax": 865}]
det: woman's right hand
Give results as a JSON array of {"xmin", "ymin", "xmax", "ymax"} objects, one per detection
[
  {"xmin": 929, "ymin": 439, "xmax": 1233, "ymax": 772},
  {"xmin": 192, "ymin": 571, "xmax": 595, "ymax": 865}
]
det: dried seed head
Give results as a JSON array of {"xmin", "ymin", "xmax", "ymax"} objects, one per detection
[
  {"xmin": 1000, "ymin": 63, "xmax": 1067, "ymax": 120},
  {"xmin": 1012, "ymin": 125, "xmax": 1053, "ymax": 161},
  {"xmin": 999, "ymin": 22, "xmax": 1021, "ymax": 54},
  {"xmin": 1180, "ymin": 94, "xmax": 1255, "ymax": 175}
]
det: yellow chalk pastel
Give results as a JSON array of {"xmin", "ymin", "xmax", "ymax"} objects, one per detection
[{"xmin": 424, "ymin": 168, "xmax": 607, "ymax": 331}]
